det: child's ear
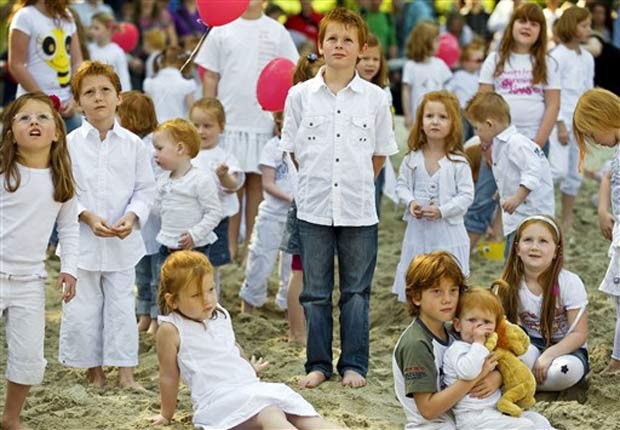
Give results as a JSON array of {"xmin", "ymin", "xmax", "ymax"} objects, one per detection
[
  {"xmin": 164, "ymin": 292, "xmax": 177, "ymax": 310},
  {"xmin": 453, "ymin": 318, "xmax": 462, "ymax": 332},
  {"xmin": 176, "ymin": 142, "xmax": 186, "ymax": 154},
  {"xmin": 359, "ymin": 42, "xmax": 368, "ymax": 57}
]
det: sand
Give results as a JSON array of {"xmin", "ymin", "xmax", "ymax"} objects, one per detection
[{"xmin": 1, "ymin": 122, "xmax": 619, "ymax": 430}]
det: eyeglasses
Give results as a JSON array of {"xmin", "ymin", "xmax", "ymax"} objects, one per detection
[{"xmin": 13, "ymin": 113, "xmax": 53, "ymax": 124}]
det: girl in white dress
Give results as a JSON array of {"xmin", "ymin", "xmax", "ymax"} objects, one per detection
[
  {"xmin": 393, "ymin": 91, "xmax": 474, "ymax": 302},
  {"xmin": 151, "ymin": 250, "xmax": 343, "ymax": 430}
]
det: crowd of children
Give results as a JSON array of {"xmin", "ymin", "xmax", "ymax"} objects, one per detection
[{"xmin": 2, "ymin": 0, "xmax": 620, "ymax": 429}]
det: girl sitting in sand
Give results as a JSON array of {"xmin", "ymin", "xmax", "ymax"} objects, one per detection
[{"xmin": 151, "ymin": 250, "xmax": 343, "ymax": 429}]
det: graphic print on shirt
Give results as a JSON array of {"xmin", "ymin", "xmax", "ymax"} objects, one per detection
[
  {"xmin": 37, "ymin": 27, "xmax": 71, "ymax": 87},
  {"xmin": 519, "ymin": 306, "xmax": 569, "ymax": 339},
  {"xmin": 498, "ymin": 69, "xmax": 542, "ymax": 96}
]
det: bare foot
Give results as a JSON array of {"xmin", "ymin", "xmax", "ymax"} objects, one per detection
[
  {"xmin": 602, "ymin": 358, "xmax": 620, "ymax": 374},
  {"xmin": 342, "ymin": 370, "xmax": 366, "ymax": 388},
  {"xmin": 240, "ymin": 300, "xmax": 254, "ymax": 314},
  {"xmin": 298, "ymin": 371, "xmax": 327, "ymax": 389},
  {"xmin": 287, "ymin": 332, "xmax": 306, "ymax": 346},
  {"xmin": 137, "ymin": 315, "xmax": 151, "ymax": 332},
  {"xmin": 86, "ymin": 367, "xmax": 106, "ymax": 388},
  {"xmin": 1, "ymin": 417, "xmax": 32, "ymax": 430},
  {"xmin": 118, "ymin": 367, "xmax": 146, "ymax": 391},
  {"xmin": 147, "ymin": 320, "xmax": 158, "ymax": 336}
]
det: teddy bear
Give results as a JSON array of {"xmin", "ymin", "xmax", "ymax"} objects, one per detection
[{"xmin": 484, "ymin": 316, "xmax": 537, "ymax": 417}]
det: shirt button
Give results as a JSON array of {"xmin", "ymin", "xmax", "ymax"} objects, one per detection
[
  {"xmin": 337, "ymin": 110, "xmax": 341, "ymax": 114},
  {"xmin": 336, "ymin": 158, "xmax": 340, "ymax": 162},
  {"xmin": 309, "ymin": 122, "xmax": 313, "ymax": 126},
  {"xmin": 334, "ymin": 183, "xmax": 338, "ymax": 187},
  {"xmin": 337, "ymin": 133, "xmax": 341, "ymax": 137}
]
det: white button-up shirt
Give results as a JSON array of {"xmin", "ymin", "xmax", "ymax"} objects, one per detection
[
  {"xmin": 280, "ymin": 68, "xmax": 398, "ymax": 226},
  {"xmin": 491, "ymin": 125, "xmax": 555, "ymax": 235},
  {"xmin": 68, "ymin": 120, "xmax": 156, "ymax": 271}
]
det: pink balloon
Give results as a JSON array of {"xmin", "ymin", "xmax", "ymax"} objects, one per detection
[
  {"xmin": 256, "ymin": 58, "xmax": 295, "ymax": 112},
  {"xmin": 435, "ymin": 33, "xmax": 460, "ymax": 69},
  {"xmin": 196, "ymin": 0, "xmax": 250, "ymax": 27},
  {"xmin": 112, "ymin": 22, "xmax": 139, "ymax": 53}
]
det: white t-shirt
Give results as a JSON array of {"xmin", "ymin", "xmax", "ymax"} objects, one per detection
[
  {"xmin": 143, "ymin": 67, "xmax": 197, "ymax": 122},
  {"xmin": 194, "ymin": 15, "xmax": 299, "ymax": 133},
  {"xmin": 258, "ymin": 136, "xmax": 297, "ymax": 221},
  {"xmin": 192, "ymin": 146, "xmax": 245, "ymax": 218},
  {"xmin": 402, "ymin": 57, "xmax": 453, "ymax": 115},
  {"xmin": 87, "ymin": 42, "xmax": 131, "ymax": 91},
  {"xmin": 448, "ymin": 69, "xmax": 479, "ymax": 109},
  {"xmin": 518, "ymin": 269, "xmax": 588, "ymax": 346},
  {"xmin": 10, "ymin": 6, "xmax": 77, "ymax": 103},
  {"xmin": 139, "ymin": 134, "xmax": 164, "ymax": 255},
  {"xmin": 479, "ymin": 52, "xmax": 561, "ymax": 139},
  {"xmin": 0, "ymin": 164, "xmax": 79, "ymax": 278}
]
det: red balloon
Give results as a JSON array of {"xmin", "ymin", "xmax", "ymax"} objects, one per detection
[
  {"xmin": 196, "ymin": 0, "xmax": 250, "ymax": 27},
  {"xmin": 256, "ymin": 58, "xmax": 295, "ymax": 112},
  {"xmin": 112, "ymin": 22, "xmax": 139, "ymax": 53},
  {"xmin": 435, "ymin": 33, "xmax": 460, "ymax": 69}
]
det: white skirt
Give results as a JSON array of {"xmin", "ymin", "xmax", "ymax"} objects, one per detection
[
  {"xmin": 392, "ymin": 216, "xmax": 470, "ymax": 302},
  {"xmin": 222, "ymin": 130, "xmax": 274, "ymax": 174},
  {"xmin": 194, "ymin": 381, "xmax": 318, "ymax": 429}
]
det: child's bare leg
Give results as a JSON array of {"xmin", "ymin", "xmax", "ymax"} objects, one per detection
[
  {"xmin": 229, "ymin": 189, "xmax": 244, "ymax": 261},
  {"xmin": 342, "ymin": 369, "xmax": 366, "ymax": 388},
  {"xmin": 87, "ymin": 366, "xmax": 106, "ymax": 388},
  {"xmin": 231, "ymin": 405, "xmax": 295, "ymax": 430},
  {"xmin": 243, "ymin": 173, "xmax": 263, "ymax": 258},
  {"xmin": 299, "ymin": 371, "xmax": 327, "ymax": 389},
  {"xmin": 288, "ymin": 414, "xmax": 345, "ymax": 430},
  {"xmin": 240, "ymin": 299, "xmax": 255, "ymax": 314},
  {"xmin": 603, "ymin": 358, "xmax": 620, "ymax": 374},
  {"xmin": 468, "ymin": 231, "xmax": 482, "ymax": 252},
  {"xmin": 2, "ymin": 381, "xmax": 31, "ymax": 430},
  {"xmin": 147, "ymin": 319, "xmax": 159, "ymax": 336},
  {"xmin": 561, "ymin": 193, "xmax": 576, "ymax": 236},
  {"xmin": 137, "ymin": 315, "xmax": 151, "ymax": 332},
  {"xmin": 287, "ymin": 270, "xmax": 306, "ymax": 345},
  {"xmin": 604, "ymin": 296, "xmax": 620, "ymax": 374},
  {"xmin": 118, "ymin": 367, "xmax": 143, "ymax": 390}
]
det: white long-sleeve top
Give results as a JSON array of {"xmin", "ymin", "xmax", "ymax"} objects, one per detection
[
  {"xmin": 491, "ymin": 125, "xmax": 555, "ymax": 235},
  {"xmin": 154, "ymin": 167, "xmax": 222, "ymax": 248},
  {"xmin": 68, "ymin": 120, "xmax": 156, "ymax": 271},
  {"xmin": 87, "ymin": 42, "xmax": 132, "ymax": 91},
  {"xmin": 0, "ymin": 164, "xmax": 79, "ymax": 278},
  {"xmin": 443, "ymin": 340, "xmax": 501, "ymax": 415},
  {"xmin": 395, "ymin": 151, "xmax": 474, "ymax": 225},
  {"xmin": 549, "ymin": 44, "xmax": 594, "ymax": 124}
]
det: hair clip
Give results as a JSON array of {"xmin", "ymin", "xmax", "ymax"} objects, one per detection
[
  {"xmin": 49, "ymin": 94, "xmax": 61, "ymax": 112},
  {"xmin": 306, "ymin": 52, "xmax": 318, "ymax": 63}
]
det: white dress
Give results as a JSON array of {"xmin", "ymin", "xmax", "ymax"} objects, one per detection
[
  {"xmin": 158, "ymin": 308, "xmax": 317, "ymax": 429},
  {"xmin": 392, "ymin": 165, "xmax": 470, "ymax": 302}
]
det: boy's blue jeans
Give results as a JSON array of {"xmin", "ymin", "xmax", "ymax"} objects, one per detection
[
  {"xmin": 297, "ymin": 220, "xmax": 378, "ymax": 379},
  {"xmin": 464, "ymin": 161, "xmax": 498, "ymax": 235},
  {"xmin": 135, "ymin": 254, "xmax": 159, "ymax": 318}
]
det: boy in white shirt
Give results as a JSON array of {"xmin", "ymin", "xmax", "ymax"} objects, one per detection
[
  {"xmin": 280, "ymin": 7, "xmax": 398, "ymax": 389},
  {"xmin": 464, "ymin": 92, "xmax": 555, "ymax": 257},
  {"xmin": 444, "ymin": 288, "xmax": 553, "ymax": 430},
  {"xmin": 59, "ymin": 61, "xmax": 156, "ymax": 389}
]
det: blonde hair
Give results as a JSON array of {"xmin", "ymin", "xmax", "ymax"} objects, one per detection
[
  {"xmin": 1, "ymin": 92, "xmax": 75, "ymax": 202},
  {"xmin": 144, "ymin": 28, "xmax": 167, "ymax": 51},
  {"xmin": 408, "ymin": 91, "xmax": 465, "ymax": 159},
  {"xmin": 464, "ymin": 91, "xmax": 511, "ymax": 124},
  {"xmin": 154, "ymin": 46, "xmax": 190, "ymax": 74},
  {"xmin": 155, "ymin": 118, "xmax": 202, "ymax": 158},
  {"xmin": 71, "ymin": 61, "xmax": 122, "ymax": 103},
  {"xmin": 405, "ymin": 251, "xmax": 468, "ymax": 317},
  {"xmin": 190, "ymin": 97, "xmax": 226, "ymax": 130},
  {"xmin": 91, "ymin": 11, "xmax": 115, "ymax": 30},
  {"xmin": 158, "ymin": 251, "xmax": 217, "ymax": 316},
  {"xmin": 118, "ymin": 91, "xmax": 158, "ymax": 138},
  {"xmin": 406, "ymin": 21, "xmax": 439, "ymax": 62},
  {"xmin": 318, "ymin": 7, "xmax": 368, "ymax": 48},
  {"xmin": 556, "ymin": 6, "xmax": 591, "ymax": 44},
  {"xmin": 456, "ymin": 287, "xmax": 505, "ymax": 327},
  {"xmin": 573, "ymin": 88, "xmax": 620, "ymax": 155}
]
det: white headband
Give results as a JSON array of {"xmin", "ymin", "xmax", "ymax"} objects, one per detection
[{"xmin": 519, "ymin": 215, "xmax": 560, "ymax": 238}]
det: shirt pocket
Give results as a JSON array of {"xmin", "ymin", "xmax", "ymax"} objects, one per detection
[
  {"xmin": 296, "ymin": 115, "xmax": 328, "ymax": 155},
  {"xmin": 351, "ymin": 115, "xmax": 374, "ymax": 154}
]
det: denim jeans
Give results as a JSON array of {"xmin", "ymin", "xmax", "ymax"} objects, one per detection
[
  {"xmin": 374, "ymin": 167, "xmax": 385, "ymax": 218},
  {"xmin": 135, "ymin": 254, "xmax": 160, "ymax": 318},
  {"xmin": 297, "ymin": 220, "xmax": 378, "ymax": 379},
  {"xmin": 464, "ymin": 161, "xmax": 498, "ymax": 235}
]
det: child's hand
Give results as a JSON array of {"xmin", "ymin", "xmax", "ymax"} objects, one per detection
[
  {"xmin": 215, "ymin": 163, "xmax": 229, "ymax": 178},
  {"xmin": 55, "ymin": 272, "xmax": 77, "ymax": 303},
  {"xmin": 178, "ymin": 232, "xmax": 195, "ymax": 250},
  {"xmin": 250, "ymin": 355, "xmax": 270, "ymax": 374},
  {"xmin": 476, "ymin": 353, "xmax": 498, "ymax": 382},
  {"xmin": 557, "ymin": 122, "xmax": 569, "ymax": 146},
  {"xmin": 82, "ymin": 212, "xmax": 116, "ymax": 238},
  {"xmin": 501, "ymin": 195, "xmax": 523, "ymax": 214},
  {"xmin": 404, "ymin": 116, "xmax": 413, "ymax": 129},
  {"xmin": 599, "ymin": 211, "xmax": 614, "ymax": 241},
  {"xmin": 469, "ymin": 370, "xmax": 502, "ymax": 399},
  {"xmin": 472, "ymin": 323, "xmax": 493, "ymax": 344},
  {"xmin": 421, "ymin": 205, "xmax": 441, "ymax": 220},
  {"xmin": 533, "ymin": 354, "xmax": 553, "ymax": 384},
  {"xmin": 149, "ymin": 414, "xmax": 170, "ymax": 426},
  {"xmin": 112, "ymin": 212, "xmax": 138, "ymax": 239},
  {"xmin": 408, "ymin": 201, "xmax": 423, "ymax": 218}
]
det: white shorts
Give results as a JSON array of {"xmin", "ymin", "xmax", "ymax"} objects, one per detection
[
  {"xmin": 0, "ymin": 275, "xmax": 47, "ymax": 385},
  {"xmin": 59, "ymin": 268, "xmax": 138, "ymax": 368},
  {"xmin": 548, "ymin": 124, "xmax": 582, "ymax": 196},
  {"xmin": 456, "ymin": 408, "xmax": 550, "ymax": 429}
]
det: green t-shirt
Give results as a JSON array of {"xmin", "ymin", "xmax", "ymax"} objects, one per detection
[{"xmin": 364, "ymin": 11, "xmax": 396, "ymax": 53}]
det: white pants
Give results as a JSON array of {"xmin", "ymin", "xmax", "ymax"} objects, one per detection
[
  {"xmin": 456, "ymin": 408, "xmax": 553, "ymax": 429},
  {"xmin": 548, "ymin": 124, "xmax": 582, "ymax": 196},
  {"xmin": 59, "ymin": 268, "xmax": 138, "ymax": 368},
  {"xmin": 239, "ymin": 215, "xmax": 291, "ymax": 310},
  {"xmin": 0, "ymin": 275, "xmax": 47, "ymax": 385},
  {"xmin": 520, "ymin": 343, "xmax": 585, "ymax": 392},
  {"xmin": 613, "ymin": 296, "xmax": 620, "ymax": 360}
]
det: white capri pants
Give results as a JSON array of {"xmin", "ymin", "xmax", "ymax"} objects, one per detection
[
  {"xmin": 548, "ymin": 123, "xmax": 582, "ymax": 196},
  {"xmin": 0, "ymin": 275, "xmax": 47, "ymax": 385},
  {"xmin": 239, "ymin": 214, "xmax": 291, "ymax": 310},
  {"xmin": 59, "ymin": 268, "xmax": 138, "ymax": 368},
  {"xmin": 456, "ymin": 408, "xmax": 554, "ymax": 429},
  {"xmin": 520, "ymin": 343, "xmax": 585, "ymax": 392}
]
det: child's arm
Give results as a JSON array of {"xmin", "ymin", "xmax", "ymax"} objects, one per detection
[
  {"xmin": 501, "ymin": 185, "xmax": 531, "ymax": 214},
  {"xmin": 372, "ymin": 155, "xmax": 386, "ymax": 179},
  {"xmin": 401, "ymin": 83, "xmax": 413, "ymax": 128},
  {"xmin": 260, "ymin": 165, "xmax": 292, "ymax": 202},
  {"xmin": 152, "ymin": 322, "xmax": 181, "ymax": 424},
  {"xmin": 202, "ymin": 69, "xmax": 220, "ymax": 98},
  {"xmin": 437, "ymin": 161, "xmax": 475, "ymax": 220},
  {"xmin": 533, "ymin": 89, "xmax": 560, "ymax": 148},
  {"xmin": 184, "ymin": 93, "xmax": 194, "ymax": 114},
  {"xmin": 216, "ymin": 164, "xmax": 243, "ymax": 193},
  {"xmin": 181, "ymin": 175, "xmax": 223, "ymax": 250},
  {"xmin": 395, "ymin": 156, "xmax": 423, "ymax": 219},
  {"xmin": 55, "ymin": 196, "xmax": 80, "ymax": 303},
  {"xmin": 599, "ymin": 171, "xmax": 614, "ymax": 241}
]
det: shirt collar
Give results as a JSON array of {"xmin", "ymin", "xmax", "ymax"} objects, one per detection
[
  {"xmin": 494, "ymin": 124, "xmax": 518, "ymax": 144},
  {"xmin": 309, "ymin": 66, "xmax": 365, "ymax": 94},
  {"xmin": 81, "ymin": 118, "xmax": 124, "ymax": 140}
]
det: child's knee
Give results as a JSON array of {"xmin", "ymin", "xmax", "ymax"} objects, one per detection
[
  {"xmin": 538, "ymin": 355, "xmax": 585, "ymax": 392},
  {"xmin": 518, "ymin": 343, "xmax": 540, "ymax": 369}
]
